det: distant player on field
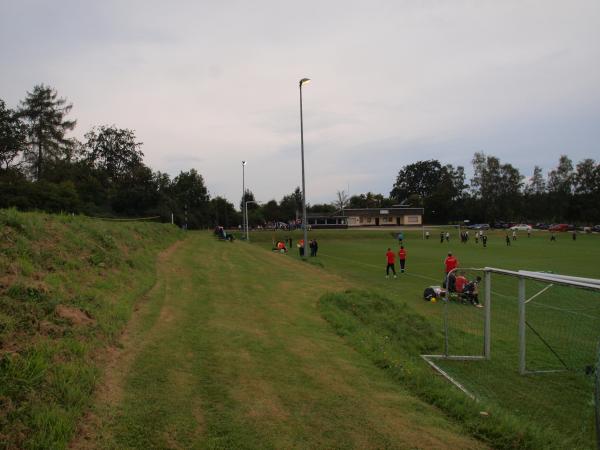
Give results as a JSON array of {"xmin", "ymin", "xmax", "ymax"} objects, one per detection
[
  {"xmin": 398, "ymin": 246, "xmax": 407, "ymax": 273},
  {"xmin": 385, "ymin": 248, "xmax": 397, "ymax": 279}
]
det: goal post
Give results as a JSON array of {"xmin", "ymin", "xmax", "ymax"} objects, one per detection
[{"xmin": 423, "ymin": 267, "xmax": 600, "ymax": 379}]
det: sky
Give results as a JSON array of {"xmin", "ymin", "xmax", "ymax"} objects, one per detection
[{"xmin": 1, "ymin": 0, "xmax": 599, "ymax": 206}]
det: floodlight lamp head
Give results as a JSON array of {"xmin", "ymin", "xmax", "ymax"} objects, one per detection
[
  {"xmin": 299, "ymin": 78, "xmax": 311, "ymax": 87},
  {"xmin": 242, "ymin": 160, "xmax": 246, "ymax": 166}
]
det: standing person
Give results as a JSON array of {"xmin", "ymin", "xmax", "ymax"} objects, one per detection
[
  {"xmin": 550, "ymin": 233, "xmax": 556, "ymax": 242},
  {"xmin": 309, "ymin": 239, "xmax": 315, "ymax": 256},
  {"xmin": 440, "ymin": 231, "xmax": 444, "ymax": 243},
  {"xmin": 527, "ymin": 228, "xmax": 531, "ymax": 238},
  {"xmin": 475, "ymin": 233, "xmax": 479, "ymax": 244},
  {"xmin": 398, "ymin": 246, "xmax": 407, "ymax": 273},
  {"xmin": 465, "ymin": 230, "xmax": 469, "ymax": 242},
  {"xmin": 445, "ymin": 252, "xmax": 458, "ymax": 274},
  {"xmin": 425, "ymin": 230, "xmax": 430, "ymax": 240},
  {"xmin": 445, "ymin": 231, "xmax": 450, "ymax": 242},
  {"xmin": 572, "ymin": 231, "xmax": 577, "ymax": 241},
  {"xmin": 385, "ymin": 248, "xmax": 397, "ymax": 279},
  {"xmin": 505, "ymin": 234, "xmax": 511, "ymax": 246},
  {"xmin": 313, "ymin": 239, "xmax": 318, "ymax": 256},
  {"xmin": 482, "ymin": 234, "xmax": 488, "ymax": 247},
  {"xmin": 444, "ymin": 252, "xmax": 458, "ymax": 290},
  {"xmin": 512, "ymin": 230, "xmax": 517, "ymax": 241},
  {"xmin": 298, "ymin": 239, "xmax": 305, "ymax": 257},
  {"xmin": 397, "ymin": 231, "xmax": 404, "ymax": 244}
]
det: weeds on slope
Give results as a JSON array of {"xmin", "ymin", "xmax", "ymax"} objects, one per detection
[{"xmin": 0, "ymin": 209, "xmax": 182, "ymax": 449}]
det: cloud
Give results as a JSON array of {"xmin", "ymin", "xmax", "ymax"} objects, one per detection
[{"xmin": 1, "ymin": 0, "xmax": 599, "ymax": 206}]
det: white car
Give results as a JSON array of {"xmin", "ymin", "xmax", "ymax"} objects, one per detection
[{"xmin": 510, "ymin": 224, "xmax": 532, "ymax": 231}]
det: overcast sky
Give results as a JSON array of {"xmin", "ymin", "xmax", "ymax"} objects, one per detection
[{"xmin": 1, "ymin": 0, "xmax": 599, "ymax": 206}]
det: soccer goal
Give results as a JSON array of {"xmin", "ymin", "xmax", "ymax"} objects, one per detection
[
  {"xmin": 422, "ymin": 267, "xmax": 600, "ymax": 391},
  {"xmin": 421, "ymin": 267, "xmax": 600, "ymax": 446}
]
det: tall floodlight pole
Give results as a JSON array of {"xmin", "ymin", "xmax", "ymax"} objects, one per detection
[
  {"xmin": 242, "ymin": 160, "xmax": 246, "ymax": 238},
  {"xmin": 299, "ymin": 77, "xmax": 311, "ymax": 259},
  {"xmin": 245, "ymin": 200, "xmax": 257, "ymax": 241}
]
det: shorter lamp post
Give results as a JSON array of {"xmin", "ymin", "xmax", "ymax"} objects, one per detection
[{"xmin": 245, "ymin": 200, "xmax": 257, "ymax": 242}]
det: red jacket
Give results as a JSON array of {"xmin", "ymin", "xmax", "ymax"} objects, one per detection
[
  {"xmin": 455, "ymin": 275, "xmax": 467, "ymax": 292},
  {"xmin": 445, "ymin": 256, "xmax": 458, "ymax": 273},
  {"xmin": 386, "ymin": 251, "xmax": 395, "ymax": 264},
  {"xmin": 398, "ymin": 249, "xmax": 406, "ymax": 260}
]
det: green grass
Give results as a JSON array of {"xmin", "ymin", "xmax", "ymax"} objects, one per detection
[
  {"xmin": 249, "ymin": 227, "xmax": 600, "ymax": 449},
  {"xmin": 84, "ymin": 233, "xmax": 484, "ymax": 449},
  {"xmin": 0, "ymin": 209, "xmax": 183, "ymax": 449}
]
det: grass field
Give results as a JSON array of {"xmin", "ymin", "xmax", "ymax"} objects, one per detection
[
  {"xmin": 249, "ymin": 227, "xmax": 600, "ymax": 448},
  {"xmin": 76, "ymin": 232, "xmax": 484, "ymax": 449},
  {"xmin": 4, "ymin": 211, "xmax": 599, "ymax": 448}
]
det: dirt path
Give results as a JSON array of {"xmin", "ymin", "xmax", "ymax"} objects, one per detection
[{"xmin": 72, "ymin": 233, "xmax": 486, "ymax": 449}]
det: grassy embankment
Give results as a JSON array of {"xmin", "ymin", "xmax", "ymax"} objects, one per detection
[
  {"xmin": 77, "ymin": 232, "xmax": 485, "ymax": 449},
  {"xmin": 0, "ymin": 209, "xmax": 182, "ymax": 449},
  {"xmin": 252, "ymin": 227, "xmax": 600, "ymax": 449}
]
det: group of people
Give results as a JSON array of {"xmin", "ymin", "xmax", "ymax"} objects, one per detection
[
  {"xmin": 385, "ymin": 246, "xmax": 407, "ymax": 278},
  {"xmin": 296, "ymin": 239, "xmax": 319, "ymax": 257},
  {"xmin": 444, "ymin": 252, "xmax": 482, "ymax": 307}
]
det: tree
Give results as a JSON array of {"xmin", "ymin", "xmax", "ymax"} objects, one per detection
[
  {"xmin": 0, "ymin": 100, "xmax": 27, "ymax": 171},
  {"xmin": 18, "ymin": 84, "xmax": 76, "ymax": 180},
  {"xmin": 390, "ymin": 160, "xmax": 444, "ymax": 203},
  {"xmin": 279, "ymin": 187, "xmax": 303, "ymax": 220},
  {"xmin": 547, "ymin": 155, "xmax": 575, "ymax": 221},
  {"xmin": 241, "ymin": 189, "xmax": 257, "ymax": 211},
  {"xmin": 171, "ymin": 169, "xmax": 210, "ymax": 228},
  {"xmin": 334, "ymin": 190, "xmax": 349, "ymax": 212},
  {"xmin": 209, "ymin": 196, "xmax": 239, "ymax": 228},
  {"xmin": 83, "ymin": 126, "xmax": 144, "ymax": 184},
  {"xmin": 547, "ymin": 155, "xmax": 574, "ymax": 195},
  {"xmin": 525, "ymin": 166, "xmax": 546, "ymax": 195},
  {"xmin": 261, "ymin": 199, "xmax": 281, "ymax": 222},
  {"xmin": 573, "ymin": 158, "xmax": 598, "ymax": 195}
]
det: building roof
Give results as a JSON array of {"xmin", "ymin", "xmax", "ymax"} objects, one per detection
[
  {"xmin": 307, "ymin": 207, "xmax": 423, "ymax": 219},
  {"xmin": 342, "ymin": 207, "xmax": 424, "ymax": 217}
]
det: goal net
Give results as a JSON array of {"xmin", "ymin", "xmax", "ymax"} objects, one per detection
[{"xmin": 422, "ymin": 267, "xmax": 600, "ymax": 447}]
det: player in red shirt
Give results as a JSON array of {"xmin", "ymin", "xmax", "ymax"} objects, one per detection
[
  {"xmin": 444, "ymin": 252, "xmax": 458, "ymax": 273},
  {"xmin": 455, "ymin": 272, "xmax": 467, "ymax": 293},
  {"xmin": 398, "ymin": 246, "xmax": 407, "ymax": 273},
  {"xmin": 444, "ymin": 252, "xmax": 459, "ymax": 291},
  {"xmin": 385, "ymin": 248, "xmax": 397, "ymax": 279}
]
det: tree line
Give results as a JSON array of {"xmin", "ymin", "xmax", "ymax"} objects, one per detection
[
  {"xmin": 388, "ymin": 155, "xmax": 600, "ymax": 224},
  {"xmin": 2, "ymin": 85, "xmax": 598, "ymax": 228},
  {"xmin": 0, "ymin": 84, "xmax": 235, "ymax": 228}
]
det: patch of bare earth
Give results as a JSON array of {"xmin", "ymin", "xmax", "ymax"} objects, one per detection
[
  {"xmin": 69, "ymin": 239, "xmax": 186, "ymax": 449},
  {"xmin": 55, "ymin": 305, "xmax": 95, "ymax": 326}
]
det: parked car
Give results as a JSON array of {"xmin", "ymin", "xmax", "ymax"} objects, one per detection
[
  {"xmin": 493, "ymin": 222, "xmax": 510, "ymax": 229},
  {"xmin": 549, "ymin": 223, "xmax": 570, "ymax": 232},
  {"xmin": 510, "ymin": 224, "xmax": 532, "ymax": 231},
  {"xmin": 534, "ymin": 223, "xmax": 549, "ymax": 230},
  {"xmin": 468, "ymin": 223, "xmax": 490, "ymax": 230},
  {"xmin": 593, "ymin": 225, "xmax": 600, "ymax": 233}
]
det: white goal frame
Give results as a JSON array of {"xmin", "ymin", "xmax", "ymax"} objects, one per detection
[{"xmin": 422, "ymin": 267, "xmax": 600, "ymax": 397}]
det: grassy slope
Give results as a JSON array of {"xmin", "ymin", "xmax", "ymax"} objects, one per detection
[
  {"xmin": 0, "ymin": 209, "xmax": 182, "ymax": 449},
  {"xmin": 251, "ymin": 228, "xmax": 600, "ymax": 449},
  {"xmin": 80, "ymin": 232, "xmax": 485, "ymax": 449}
]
